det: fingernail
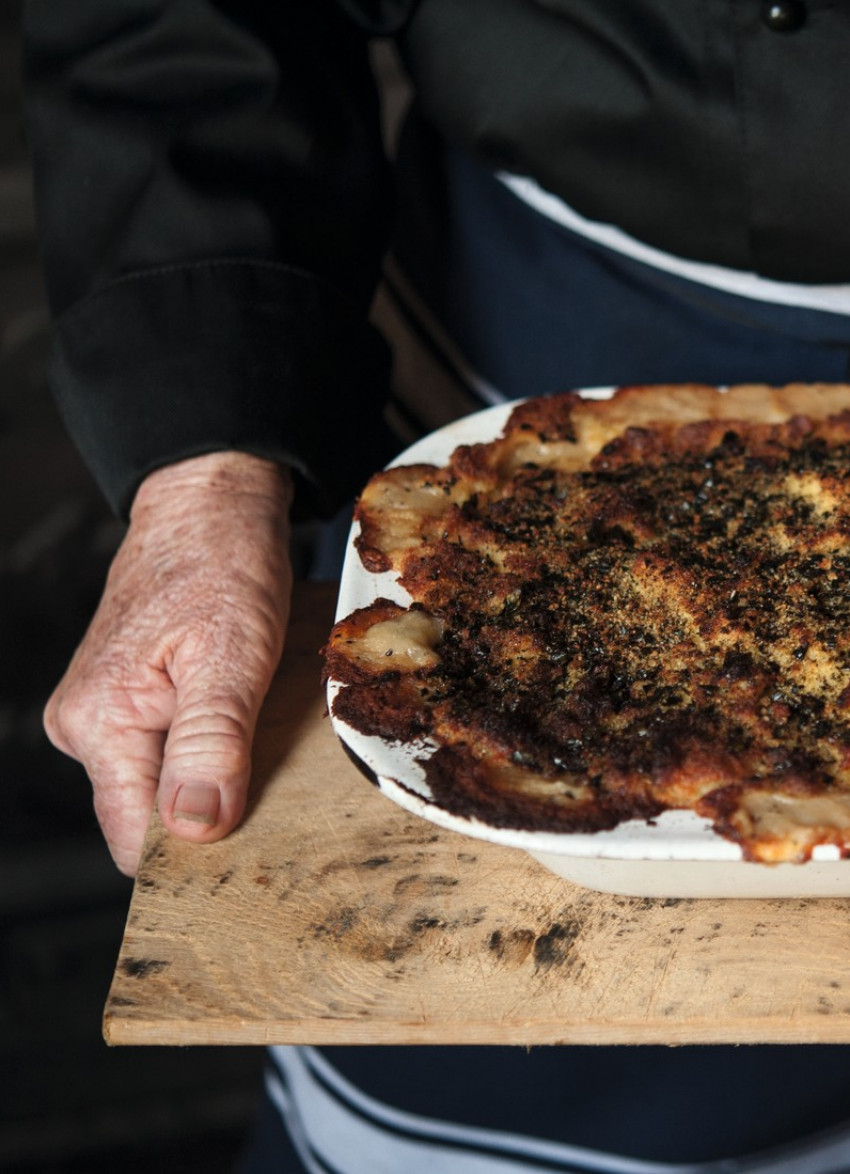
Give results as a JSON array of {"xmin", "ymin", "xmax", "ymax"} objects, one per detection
[{"xmin": 173, "ymin": 783, "xmax": 220, "ymax": 826}]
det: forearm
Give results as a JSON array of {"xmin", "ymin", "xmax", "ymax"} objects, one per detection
[
  {"xmin": 23, "ymin": 0, "xmax": 391, "ymax": 315},
  {"xmin": 23, "ymin": 0, "xmax": 396, "ymax": 518}
]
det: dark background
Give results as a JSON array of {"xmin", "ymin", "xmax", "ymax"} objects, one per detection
[{"xmin": 1, "ymin": 3, "xmax": 267, "ymax": 1169}]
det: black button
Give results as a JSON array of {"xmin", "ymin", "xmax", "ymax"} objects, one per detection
[{"xmin": 761, "ymin": 0, "xmax": 806, "ymax": 31}]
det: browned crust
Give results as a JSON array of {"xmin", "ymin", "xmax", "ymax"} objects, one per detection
[
  {"xmin": 422, "ymin": 745, "xmax": 665, "ymax": 833},
  {"xmin": 322, "ymin": 599, "xmax": 410, "ymax": 685},
  {"xmin": 331, "ymin": 678, "xmax": 434, "ymax": 744},
  {"xmin": 328, "ymin": 384, "xmax": 850, "ymax": 864}
]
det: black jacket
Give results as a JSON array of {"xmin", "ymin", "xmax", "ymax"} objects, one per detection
[{"xmin": 22, "ymin": 0, "xmax": 850, "ymax": 514}]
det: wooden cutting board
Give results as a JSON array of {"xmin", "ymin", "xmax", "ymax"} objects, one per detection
[{"xmin": 104, "ymin": 581, "xmax": 850, "ymax": 1046}]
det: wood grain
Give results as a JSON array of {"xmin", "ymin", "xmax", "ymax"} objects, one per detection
[{"xmin": 105, "ymin": 582, "xmax": 850, "ymax": 1046}]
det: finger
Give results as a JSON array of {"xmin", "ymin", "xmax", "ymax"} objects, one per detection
[
  {"xmin": 44, "ymin": 676, "xmax": 177, "ymax": 876},
  {"xmin": 87, "ymin": 727, "xmax": 169, "ymax": 875},
  {"xmin": 43, "ymin": 689, "xmax": 76, "ymax": 758},
  {"xmin": 157, "ymin": 679, "xmax": 265, "ymax": 843}
]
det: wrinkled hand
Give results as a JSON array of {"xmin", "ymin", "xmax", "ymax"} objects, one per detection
[{"xmin": 44, "ymin": 452, "xmax": 294, "ymax": 876}]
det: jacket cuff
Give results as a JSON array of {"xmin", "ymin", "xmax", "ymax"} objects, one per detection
[{"xmin": 50, "ymin": 259, "xmax": 395, "ymax": 518}]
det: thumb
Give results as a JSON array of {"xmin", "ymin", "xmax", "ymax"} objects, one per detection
[{"xmin": 157, "ymin": 676, "xmax": 265, "ymax": 844}]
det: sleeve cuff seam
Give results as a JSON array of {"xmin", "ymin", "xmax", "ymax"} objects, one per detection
[{"xmin": 55, "ymin": 256, "xmax": 362, "ymax": 324}]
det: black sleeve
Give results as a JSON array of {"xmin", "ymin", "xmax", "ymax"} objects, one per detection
[{"xmin": 22, "ymin": 0, "xmax": 399, "ymax": 517}]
